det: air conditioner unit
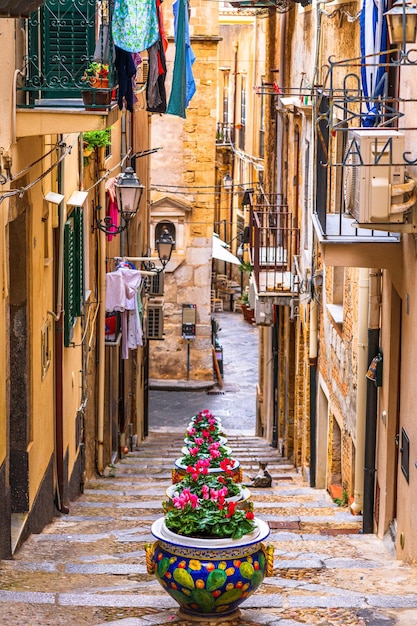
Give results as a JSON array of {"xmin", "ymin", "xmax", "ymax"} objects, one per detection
[
  {"xmin": 148, "ymin": 271, "xmax": 164, "ymax": 297},
  {"xmin": 255, "ymin": 299, "xmax": 273, "ymax": 326},
  {"xmin": 343, "ymin": 129, "xmax": 415, "ymax": 224},
  {"xmin": 147, "ymin": 303, "xmax": 164, "ymax": 340}
]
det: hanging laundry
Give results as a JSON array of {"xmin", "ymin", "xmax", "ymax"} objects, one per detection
[
  {"xmin": 112, "ymin": 0, "xmax": 159, "ymax": 53},
  {"xmin": 147, "ymin": 41, "xmax": 167, "ymax": 113},
  {"xmin": 146, "ymin": 0, "xmax": 168, "ymax": 113},
  {"xmin": 105, "ymin": 177, "xmax": 119, "ymax": 242},
  {"xmin": 105, "ymin": 266, "xmax": 143, "ymax": 359},
  {"xmin": 166, "ymin": 0, "xmax": 196, "ymax": 119},
  {"xmin": 115, "ymin": 46, "xmax": 138, "ymax": 112}
]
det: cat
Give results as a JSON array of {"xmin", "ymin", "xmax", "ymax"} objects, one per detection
[{"xmin": 245, "ymin": 461, "xmax": 272, "ymax": 488}]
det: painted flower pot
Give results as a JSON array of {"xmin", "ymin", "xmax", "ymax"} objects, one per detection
[
  {"xmin": 164, "ymin": 484, "xmax": 252, "ymax": 512},
  {"xmin": 145, "ymin": 517, "xmax": 273, "ymax": 619},
  {"xmin": 172, "ymin": 458, "xmax": 242, "ymax": 484}
]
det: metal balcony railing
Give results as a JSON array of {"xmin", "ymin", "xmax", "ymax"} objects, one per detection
[
  {"xmin": 216, "ymin": 123, "xmax": 234, "ymax": 145},
  {"xmin": 17, "ymin": 0, "xmax": 117, "ymax": 109},
  {"xmin": 249, "ymin": 193, "xmax": 300, "ymax": 295}
]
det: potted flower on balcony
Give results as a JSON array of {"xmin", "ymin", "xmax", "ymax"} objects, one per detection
[
  {"xmin": 82, "ymin": 61, "xmax": 109, "ymax": 88},
  {"xmin": 81, "ymin": 62, "xmax": 112, "ymax": 110},
  {"xmin": 145, "ymin": 411, "xmax": 274, "ymax": 619}
]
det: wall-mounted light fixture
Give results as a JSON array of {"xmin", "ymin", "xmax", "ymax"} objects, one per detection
[
  {"xmin": 223, "ymin": 173, "xmax": 233, "ymax": 191},
  {"xmin": 384, "ymin": 0, "xmax": 417, "ymax": 46},
  {"xmin": 155, "ymin": 228, "xmax": 175, "ymax": 270},
  {"xmin": 96, "ymin": 167, "xmax": 144, "ymax": 235}
]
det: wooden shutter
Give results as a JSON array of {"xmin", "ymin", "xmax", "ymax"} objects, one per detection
[
  {"xmin": 28, "ymin": 0, "xmax": 96, "ymax": 99},
  {"xmin": 64, "ymin": 207, "xmax": 84, "ymax": 347}
]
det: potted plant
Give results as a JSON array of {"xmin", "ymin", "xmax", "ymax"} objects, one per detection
[
  {"xmin": 81, "ymin": 62, "xmax": 112, "ymax": 110},
  {"xmin": 82, "ymin": 61, "xmax": 109, "ymax": 88},
  {"xmin": 145, "ymin": 410, "xmax": 274, "ymax": 619}
]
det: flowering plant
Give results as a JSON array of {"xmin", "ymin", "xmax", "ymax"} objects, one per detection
[
  {"xmin": 180, "ymin": 441, "xmax": 232, "ymax": 468},
  {"xmin": 171, "ymin": 465, "xmax": 241, "ymax": 498},
  {"xmin": 165, "ymin": 480, "xmax": 255, "ymax": 540},
  {"xmin": 82, "ymin": 62, "xmax": 109, "ymax": 86}
]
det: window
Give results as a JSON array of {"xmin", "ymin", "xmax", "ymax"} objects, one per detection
[
  {"xmin": 64, "ymin": 207, "xmax": 84, "ymax": 347},
  {"xmin": 327, "ymin": 266, "xmax": 344, "ymax": 328}
]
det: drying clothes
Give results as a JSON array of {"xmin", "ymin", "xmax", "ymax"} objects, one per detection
[
  {"xmin": 146, "ymin": 40, "xmax": 167, "ymax": 113},
  {"xmin": 146, "ymin": 0, "xmax": 168, "ymax": 113},
  {"xmin": 115, "ymin": 46, "xmax": 138, "ymax": 112},
  {"xmin": 105, "ymin": 267, "xmax": 143, "ymax": 359},
  {"xmin": 104, "ymin": 177, "xmax": 118, "ymax": 242},
  {"xmin": 166, "ymin": 0, "xmax": 196, "ymax": 119},
  {"xmin": 112, "ymin": 0, "xmax": 159, "ymax": 53}
]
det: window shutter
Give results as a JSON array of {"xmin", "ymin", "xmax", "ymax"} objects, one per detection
[
  {"xmin": 28, "ymin": 0, "xmax": 96, "ymax": 100},
  {"xmin": 74, "ymin": 207, "xmax": 84, "ymax": 317},
  {"xmin": 64, "ymin": 207, "xmax": 84, "ymax": 347},
  {"xmin": 64, "ymin": 215, "xmax": 76, "ymax": 347}
]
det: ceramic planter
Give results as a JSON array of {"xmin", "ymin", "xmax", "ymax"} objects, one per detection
[
  {"xmin": 172, "ymin": 458, "xmax": 242, "ymax": 484},
  {"xmin": 145, "ymin": 517, "xmax": 273, "ymax": 618}
]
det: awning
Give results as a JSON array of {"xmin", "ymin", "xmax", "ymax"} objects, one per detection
[{"xmin": 212, "ymin": 234, "xmax": 241, "ymax": 265}]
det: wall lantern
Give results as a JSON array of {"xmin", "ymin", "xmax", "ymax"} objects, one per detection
[
  {"xmin": 384, "ymin": 0, "xmax": 417, "ymax": 45},
  {"xmin": 155, "ymin": 229, "xmax": 175, "ymax": 269},
  {"xmin": 96, "ymin": 167, "xmax": 144, "ymax": 235},
  {"xmin": 223, "ymin": 173, "xmax": 233, "ymax": 191}
]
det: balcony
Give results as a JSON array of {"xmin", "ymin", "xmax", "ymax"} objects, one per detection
[
  {"xmin": 249, "ymin": 194, "xmax": 300, "ymax": 302},
  {"xmin": 0, "ymin": 1, "xmax": 45, "ymax": 16},
  {"xmin": 15, "ymin": 0, "xmax": 120, "ymax": 137}
]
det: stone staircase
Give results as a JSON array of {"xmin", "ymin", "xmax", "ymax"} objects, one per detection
[{"xmin": 1, "ymin": 431, "xmax": 417, "ymax": 626}]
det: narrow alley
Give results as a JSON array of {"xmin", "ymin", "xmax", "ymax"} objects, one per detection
[{"xmin": 1, "ymin": 312, "xmax": 417, "ymax": 626}]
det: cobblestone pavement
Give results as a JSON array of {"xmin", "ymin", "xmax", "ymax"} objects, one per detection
[{"xmin": 1, "ymin": 312, "xmax": 417, "ymax": 625}]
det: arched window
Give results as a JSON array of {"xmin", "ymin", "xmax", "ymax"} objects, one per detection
[{"xmin": 155, "ymin": 221, "xmax": 176, "ymax": 251}]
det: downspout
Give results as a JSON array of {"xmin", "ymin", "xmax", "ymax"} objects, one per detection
[
  {"xmin": 96, "ymin": 151, "xmax": 107, "ymax": 475},
  {"xmin": 276, "ymin": 13, "xmax": 286, "ymax": 196},
  {"xmin": 351, "ymin": 268, "xmax": 369, "ymax": 514},
  {"xmin": 363, "ymin": 268, "xmax": 382, "ymax": 533},
  {"xmin": 309, "ymin": 298, "xmax": 318, "ymax": 487}
]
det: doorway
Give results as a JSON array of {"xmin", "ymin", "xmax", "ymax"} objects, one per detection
[{"xmin": 8, "ymin": 209, "xmax": 30, "ymax": 550}]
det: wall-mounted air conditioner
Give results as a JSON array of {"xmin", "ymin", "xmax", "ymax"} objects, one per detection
[
  {"xmin": 147, "ymin": 303, "xmax": 164, "ymax": 340},
  {"xmin": 148, "ymin": 271, "xmax": 164, "ymax": 297},
  {"xmin": 343, "ymin": 129, "xmax": 416, "ymax": 224},
  {"xmin": 255, "ymin": 299, "xmax": 273, "ymax": 326}
]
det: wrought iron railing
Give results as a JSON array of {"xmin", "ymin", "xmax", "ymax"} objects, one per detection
[
  {"xmin": 17, "ymin": 0, "xmax": 117, "ymax": 109},
  {"xmin": 249, "ymin": 193, "xmax": 300, "ymax": 294},
  {"xmin": 216, "ymin": 122, "xmax": 234, "ymax": 145}
]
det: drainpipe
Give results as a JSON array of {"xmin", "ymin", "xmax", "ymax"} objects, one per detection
[
  {"xmin": 309, "ymin": 299, "xmax": 318, "ymax": 487},
  {"xmin": 96, "ymin": 151, "xmax": 107, "ymax": 474},
  {"xmin": 351, "ymin": 268, "xmax": 369, "ymax": 514},
  {"xmin": 363, "ymin": 268, "xmax": 381, "ymax": 533}
]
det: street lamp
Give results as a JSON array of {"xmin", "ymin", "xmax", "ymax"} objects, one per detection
[
  {"xmin": 96, "ymin": 167, "xmax": 144, "ymax": 235},
  {"xmin": 155, "ymin": 228, "xmax": 175, "ymax": 269},
  {"xmin": 384, "ymin": 0, "xmax": 417, "ymax": 46},
  {"xmin": 223, "ymin": 173, "xmax": 233, "ymax": 191}
]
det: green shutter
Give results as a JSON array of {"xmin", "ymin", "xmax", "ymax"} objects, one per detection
[
  {"xmin": 64, "ymin": 215, "xmax": 76, "ymax": 347},
  {"xmin": 74, "ymin": 207, "xmax": 84, "ymax": 317},
  {"xmin": 64, "ymin": 208, "xmax": 84, "ymax": 347},
  {"xmin": 29, "ymin": 0, "xmax": 96, "ymax": 99}
]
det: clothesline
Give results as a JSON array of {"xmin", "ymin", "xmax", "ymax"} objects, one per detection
[{"xmin": 111, "ymin": 256, "xmax": 162, "ymax": 276}]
